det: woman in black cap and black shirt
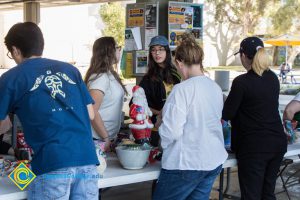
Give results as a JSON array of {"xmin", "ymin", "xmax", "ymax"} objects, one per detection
[
  {"xmin": 139, "ymin": 35, "xmax": 181, "ymax": 147},
  {"xmin": 222, "ymin": 37, "xmax": 287, "ymax": 200}
]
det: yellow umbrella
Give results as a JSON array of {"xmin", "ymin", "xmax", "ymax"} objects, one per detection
[
  {"xmin": 264, "ymin": 34, "xmax": 300, "ymax": 46},
  {"xmin": 264, "ymin": 34, "xmax": 300, "ymax": 65}
]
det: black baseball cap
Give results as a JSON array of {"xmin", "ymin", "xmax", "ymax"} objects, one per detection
[{"xmin": 234, "ymin": 37, "xmax": 264, "ymax": 59}]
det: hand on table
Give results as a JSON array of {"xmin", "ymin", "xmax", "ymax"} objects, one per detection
[{"xmin": 104, "ymin": 138, "xmax": 111, "ymax": 152}]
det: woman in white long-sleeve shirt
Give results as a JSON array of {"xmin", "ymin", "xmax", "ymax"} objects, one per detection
[{"xmin": 153, "ymin": 33, "xmax": 228, "ymax": 200}]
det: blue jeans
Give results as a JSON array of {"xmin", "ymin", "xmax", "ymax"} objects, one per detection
[
  {"xmin": 27, "ymin": 165, "xmax": 99, "ymax": 200},
  {"xmin": 152, "ymin": 165, "xmax": 222, "ymax": 200}
]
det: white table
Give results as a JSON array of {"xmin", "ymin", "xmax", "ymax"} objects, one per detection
[
  {"xmin": 0, "ymin": 177, "xmax": 26, "ymax": 200},
  {"xmin": 0, "ymin": 154, "xmax": 237, "ymax": 200},
  {"xmin": 284, "ymin": 143, "xmax": 300, "ymax": 157},
  {"xmin": 219, "ymin": 143, "xmax": 300, "ymax": 200},
  {"xmin": 99, "ymin": 152, "xmax": 238, "ymax": 189},
  {"xmin": 1, "ymin": 143, "xmax": 300, "ymax": 200},
  {"xmin": 279, "ymin": 95, "xmax": 294, "ymax": 111},
  {"xmin": 98, "ymin": 155, "xmax": 160, "ymax": 189},
  {"xmin": 1, "ymin": 156, "xmax": 160, "ymax": 200}
]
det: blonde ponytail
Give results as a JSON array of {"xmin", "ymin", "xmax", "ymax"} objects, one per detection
[{"xmin": 252, "ymin": 48, "xmax": 270, "ymax": 76}]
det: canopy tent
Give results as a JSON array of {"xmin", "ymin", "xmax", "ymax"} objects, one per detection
[{"xmin": 264, "ymin": 34, "xmax": 300, "ymax": 66}]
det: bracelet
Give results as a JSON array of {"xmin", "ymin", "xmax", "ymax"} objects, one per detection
[{"xmin": 102, "ymin": 136, "xmax": 109, "ymax": 140}]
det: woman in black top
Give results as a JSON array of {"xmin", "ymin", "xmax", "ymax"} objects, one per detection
[
  {"xmin": 139, "ymin": 36, "xmax": 181, "ymax": 147},
  {"xmin": 222, "ymin": 37, "xmax": 287, "ymax": 200}
]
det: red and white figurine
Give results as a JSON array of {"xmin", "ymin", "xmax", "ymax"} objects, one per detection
[{"xmin": 129, "ymin": 86, "xmax": 154, "ymax": 145}]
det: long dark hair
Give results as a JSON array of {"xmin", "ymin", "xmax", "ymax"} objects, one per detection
[
  {"xmin": 84, "ymin": 37, "xmax": 127, "ymax": 94},
  {"xmin": 146, "ymin": 45, "xmax": 177, "ymax": 84}
]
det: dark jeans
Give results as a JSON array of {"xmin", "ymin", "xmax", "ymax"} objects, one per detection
[
  {"xmin": 152, "ymin": 165, "xmax": 222, "ymax": 200},
  {"xmin": 237, "ymin": 152, "xmax": 285, "ymax": 200}
]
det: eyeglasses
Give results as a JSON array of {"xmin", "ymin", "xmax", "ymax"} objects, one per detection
[
  {"xmin": 151, "ymin": 48, "xmax": 166, "ymax": 54},
  {"xmin": 7, "ymin": 51, "xmax": 13, "ymax": 59},
  {"xmin": 115, "ymin": 45, "xmax": 122, "ymax": 51}
]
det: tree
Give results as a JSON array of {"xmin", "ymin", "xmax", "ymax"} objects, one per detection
[
  {"xmin": 99, "ymin": 2, "xmax": 126, "ymax": 46},
  {"xmin": 207, "ymin": 0, "xmax": 275, "ymax": 36},
  {"xmin": 204, "ymin": 3, "xmax": 241, "ymax": 66},
  {"xmin": 270, "ymin": 0, "xmax": 300, "ymax": 66},
  {"xmin": 204, "ymin": 0, "xmax": 275, "ymax": 66},
  {"xmin": 271, "ymin": 0, "xmax": 300, "ymax": 35}
]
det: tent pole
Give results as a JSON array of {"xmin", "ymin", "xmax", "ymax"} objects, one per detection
[{"xmin": 286, "ymin": 45, "xmax": 288, "ymax": 65}]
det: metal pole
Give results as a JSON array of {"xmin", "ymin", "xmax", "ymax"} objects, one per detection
[
  {"xmin": 286, "ymin": 44, "xmax": 288, "ymax": 65},
  {"xmin": 219, "ymin": 169, "xmax": 224, "ymax": 200},
  {"xmin": 23, "ymin": 2, "xmax": 40, "ymax": 24}
]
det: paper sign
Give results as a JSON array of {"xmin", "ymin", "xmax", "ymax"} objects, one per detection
[
  {"xmin": 126, "ymin": 52, "xmax": 133, "ymax": 77},
  {"xmin": 135, "ymin": 50, "xmax": 148, "ymax": 74},
  {"xmin": 125, "ymin": 27, "xmax": 142, "ymax": 51},
  {"xmin": 128, "ymin": 8, "xmax": 144, "ymax": 27},
  {"xmin": 168, "ymin": 6, "xmax": 185, "ymax": 24},
  {"xmin": 145, "ymin": 28, "xmax": 157, "ymax": 50},
  {"xmin": 169, "ymin": 29, "xmax": 185, "ymax": 47},
  {"xmin": 145, "ymin": 4, "xmax": 157, "ymax": 28}
]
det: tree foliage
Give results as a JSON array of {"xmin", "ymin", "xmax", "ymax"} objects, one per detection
[
  {"xmin": 269, "ymin": 0, "xmax": 300, "ymax": 66},
  {"xmin": 207, "ymin": 0, "xmax": 275, "ymax": 36},
  {"xmin": 271, "ymin": 0, "xmax": 300, "ymax": 35},
  {"xmin": 99, "ymin": 2, "xmax": 126, "ymax": 46},
  {"xmin": 205, "ymin": 0, "xmax": 276, "ymax": 66},
  {"xmin": 206, "ymin": 0, "xmax": 300, "ymax": 66}
]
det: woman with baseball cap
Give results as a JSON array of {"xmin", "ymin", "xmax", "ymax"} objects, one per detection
[
  {"xmin": 223, "ymin": 37, "xmax": 287, "ymax": 200},
  {"xmin": 138, "ymin": 35, "xmax": 181, "ymax": 147}
]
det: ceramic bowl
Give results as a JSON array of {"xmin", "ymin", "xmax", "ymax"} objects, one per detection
[{"xmin": 116, "ymin": 145, "xmax": 151, "ymax": 170}]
